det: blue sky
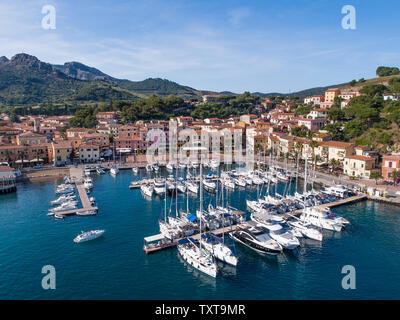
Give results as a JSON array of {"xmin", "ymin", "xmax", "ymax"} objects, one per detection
[{"xmin": 0, "ymin": 0, "xmax": 399, "ymax": 93}]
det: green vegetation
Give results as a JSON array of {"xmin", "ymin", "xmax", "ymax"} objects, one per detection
[
  {"xmin": 376, "ymin": 66, "xmax": 400, "ymax": 77},
  {"xmin": 190, "ymin": 92, "xmax": 260, "ymax": 119}
]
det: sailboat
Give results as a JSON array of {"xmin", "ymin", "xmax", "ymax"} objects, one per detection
[
  {"xmin": 110, "ymin": 142, "xmax": 119, "ymax": 175},
  {"xmin": 177, "ymin": 161, "xmax": 217, "ymax": 277}
]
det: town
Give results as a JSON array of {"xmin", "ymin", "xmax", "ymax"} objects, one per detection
[{"xmin": 1, "ymin": 76, "xmax": 400, "ymax": 200}]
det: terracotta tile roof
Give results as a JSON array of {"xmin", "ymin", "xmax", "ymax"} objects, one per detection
[
  {"xmin": 320, "ymin": 141, "xmax": 354, "ymax": 149},
  {"xmin": 345, "ymin": 155, "xmax": 375, "ymax": 161}
]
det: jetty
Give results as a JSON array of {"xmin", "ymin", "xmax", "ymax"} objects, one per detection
[
  {"xmin": 54, "ymin": 167, "xmax": 98, "ymax": 216},
  {"xmin": 143, "ymin": 224, "xmax": 241, "ymax": 254}
]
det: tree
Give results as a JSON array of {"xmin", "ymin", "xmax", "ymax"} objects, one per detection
[
  {"xmin": 376, "ymin": 66, "xmax": 400, "ymax": 77},
  {"xmin": 349, "ymin": 80, "xmax": 357, "ymax": 86},
  {"xmin": 370, "ymin": 171, "xmax": 382, "ymax": 184},
  {"xmin": 393, "ymin": 171, "xmax": 400, "ymax": 186},
  {"xmin": 328, "ymin": 105, "xmax": 345, "ymax": 122}
]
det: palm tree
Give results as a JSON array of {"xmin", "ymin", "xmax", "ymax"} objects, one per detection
[
  {"xmin": 4, "ymin": 149, "xmax": 12, "ymax": 166},
  {"xmin": 370, "ymin": 171, "xmax": 382, "ymax": 185},
  {"xmin": 17, "ymin": 150, "xmax": 27, "ymax": 168},
  {"xmin": 393, "ymin": 170, "xmax": 400, "ymax": 186}
]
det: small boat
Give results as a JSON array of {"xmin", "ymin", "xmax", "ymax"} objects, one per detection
[
  {"xmin": 110, "ymin": 166, "xmax": 119, "ymax": 175},
  {"xmin": 233, "ymin": 177, "xmax": 246, "ymax": 187},
  {"xmin": 146, "ymin": 164, "xmax": 153, "ymax": 172},
  {"xmin": 54, "ymin": 214, "xmax": 64, "ymax": 219},
  {"xmin": 73, "ymin": 230, "xmax": 105, "ymax": 243},
  {"xmin": 154, "ymin": 178, "xmax": 166, "ymax": 195},
  {"xmin": 132, "ymin": 167, "xmax": 139, "ymax": 174},
  {"xmin": 166, "ymin": 163, "xmax": 174, "ymax": 171},
  {"xmin": 186, "ymin": 182, "xmax": 199, "ymax": 194},
  {"xmin": 96, "ymin": 167, "xmax": 105, "ymax": 174},
  {"xmin": 141, "ymin": 184, "xmax": 154, "ymax": 197},
  {"xmin": 76, "ymin": 210, "xmax": 97, "ymax": 216},
  {"xmin": 203, "ymin": 179, "xmax": 217, "ymax": 192}
]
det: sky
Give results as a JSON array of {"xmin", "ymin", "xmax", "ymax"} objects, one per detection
[{"xmin": 0, "ymin": 0, "xmax": 399, "ymax": 93}]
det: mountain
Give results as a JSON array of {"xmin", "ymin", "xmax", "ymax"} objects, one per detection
[
  {"xmin": 0, "ymin": 52, "xmax": 355, "ymax": 107},
  {"xmin": 53, "ymin": 61, "xmax": 114, "ymax": 81},
  {"xmin": 0, "ymin": 53, "xmax": 143, "ymax": 106}
]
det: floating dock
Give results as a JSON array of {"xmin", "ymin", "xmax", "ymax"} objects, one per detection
[
  {"xmin": 54, "ymin": 168, "xmax": 98, "ymax": 216},
  {"xmin": 143, "ymin": 224, "xmax": 241, "ymax": 254}
]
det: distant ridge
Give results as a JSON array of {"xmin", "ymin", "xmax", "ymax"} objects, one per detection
[{"xmin": 0, "ymin": 52, "xmax": 353, "ymax": 106}]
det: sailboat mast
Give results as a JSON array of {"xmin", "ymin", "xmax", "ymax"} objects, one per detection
[
  {"xmin": 304, "ymin": 150, "xmax": 308, "ymax": 195},
  {"xmin": 199, "ymin": 162, "xmax": 203, "ymax": 250}
]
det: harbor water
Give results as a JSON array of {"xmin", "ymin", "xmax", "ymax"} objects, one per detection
[{"xmin": 0, "ymin": 168, "xmax": 399, "ymax": 299}]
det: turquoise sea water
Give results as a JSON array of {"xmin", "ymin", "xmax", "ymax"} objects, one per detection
[{"xmin": 0, "ymin": 168, "xmax": 399, "ymax": 299}]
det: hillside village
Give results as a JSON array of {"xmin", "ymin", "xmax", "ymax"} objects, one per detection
[{"xmin": 1, "ymin": 71, "xmax": 400, "ymax": 189}]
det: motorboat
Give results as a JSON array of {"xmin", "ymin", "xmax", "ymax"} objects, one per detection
[
  {"xmin": 84, "ymin": 178, "xmax": 93, "ymax": 190},
  {"xmin": 50, "ymin": 194, "xmax": 76, "ymax": 205},
  {"xmin": 145, "ymin": 164, "xmax": 153, "ymax": 172},
  {"xmin": 110, "ymin": 166, "xmax": 119, "ymax": 175},
  {"xmin": 222, "ymin": 178, "xmax": 235, "ymax": 190},
  {"xmin": 54, "ymin": 214, "xmax": 64, "ymax": 219},
  {"xmin": 153, "ymin": 178, "xmax": 166, "ymax": 195},
  {"xmin": 203, "ymin": 179, "xmax": 217, "ymax": 192},
  {"xmin": 141, "ymin": 184, "xmax": 154, "ymax": 197},
  {"xmin": 200, "ymin": 233, "xmax": 238, "ymax": 266},
  {"xmin": 233, "ymin": 177, "xmax": 246, "ymax": 187},
  {"xmin": 76, "ymin": 209, "xmax": 97, "ymax": 216},
  {"xmin": 177, "ymin": 238, "xmax": 217, "ymax": 278},
  {"xmin": 230, "ymin": 225, "xmax": 282, "ymax": 255},
  {"xmin": 153, "ymin": 163, "xmax": 160, "ymax": 172},
  {"xmin": 267, "ymin": 223, "xmax": 300, "ymax": 250},
  {"xmin": 132, "ymin": 167, "xmax": 139, "ymax": 174},
  {"xmin": 300, "ymin": 207, "xmax": 344, "ymax": 232},
  {"xmin": 287, "ymin": 220, "xmax": 323, "ymax": 241},
  {"xmin": 166, "ymin": 163, "xmax": 174, "ymax": 171},
  {"xmin": 73, "ymin": 230, "xmax": 105, "ymax": 243},
  {"xmin": 178, "ymin": 162, "xmax": 187, "ymax": 170},
  {"xmin": 96, "ymin": 167, "xmax": 105, "ymax": 174}
]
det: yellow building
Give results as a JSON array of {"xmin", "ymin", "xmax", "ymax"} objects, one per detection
[
  {"xmin": 343, "ymin": 155, "xmax": 379, "ymax": 178},
  {"xmin": 324, "ymin": 88, "xmax": 340, "ymax": 103},
  {"xmin": 51, "ymin": 141, "xmax": 73, "ymax": 166}
]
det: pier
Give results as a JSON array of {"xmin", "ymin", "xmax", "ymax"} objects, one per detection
[
  {"xmin": 143, "ymin": 224, "xmax": 241, "ymax": 254},
  {"xmin": 55, "ymin": 167, "xmax": 98, "ymax": 216}
]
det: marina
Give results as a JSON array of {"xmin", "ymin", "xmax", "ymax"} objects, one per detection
[{"xmin": 1, "ymin": 167, "xmax": 400, "ymax": 299}]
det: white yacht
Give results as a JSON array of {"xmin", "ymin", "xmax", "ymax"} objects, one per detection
[
  {"xmin": 287, "ymin": 220, "xmax": 323, "ymax": 241},
  {"xmin": 300, "ymin": 207, "xmax": 344, "ymax": 232},
  {"xmin": 266, "ymin": 223, "xmax": 300, "ymax": 250},
  {"xmin": 203, "ymin": 179, "xmax": 217, "ymax": 192},
  {"xmin": 176, "ymin": 181, "xmax": 187, "ymax": 193},
  {"xmin": 76, "ymin": 209, "xmax": 97, "ymax": 216},
  {"xmin": 186, "ymin": 181, "xmax": 199, "ymax": 194},
  {"xmin": 154, "ymin": 179, "xmax": 166, "ymax": 195},
  {"xmin": 140, "ymin": 183, "xmax": 154, "ymax": 197},
  {"xmin": 74, "ymin": 230, "xmax": 105, "ymax": 243},
  {"xmin": 209, "ymin": 160, "xmax": 219, "ymax": 169},
  {"xmin": 177, "ymin": 238, "xmax": 217, "ymax": 277},
  {"xmin": 200, "ymin": 233, "xmax": 238, "ymax": 266},
  {"xmin": 233, "ymin": 177, "xmax": 246, "ymax": 187},
  {"xmin": 83, "ymin": 178, "xmax": 93, "ymax": 190},
  {"xmin": 50, "ymin": 194, "xmax": 76, "ymax": 205},
  {"xmin": 110, "ymin": 166, "xmax": 119, "ymax": 175},
  {"xmin": 222, "ymin": 178, "xmax": 235, "ymax": 190}
]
